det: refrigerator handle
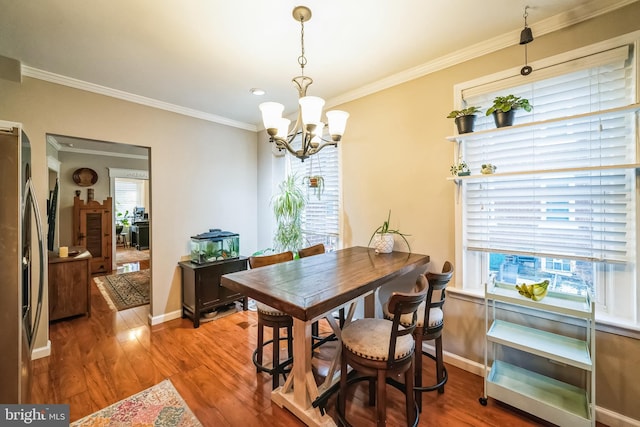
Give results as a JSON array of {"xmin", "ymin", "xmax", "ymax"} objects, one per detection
[{"xmin": 24, "ymin": 178, "xmax": 45, "ymax": 351}]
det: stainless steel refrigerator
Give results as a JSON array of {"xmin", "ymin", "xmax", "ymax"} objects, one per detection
[{"xmin": 0, "ymin": 121, "xmax": 45, "ymax": 403}]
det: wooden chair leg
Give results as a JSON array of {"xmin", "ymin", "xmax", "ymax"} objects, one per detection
[
  {"xmin": 368, "ymin": 378, "xmax": 376, "ymax": 406},
  {"xmin": 287, "ymin": 325, "xmax": 293, "ymax": 360},
  {"xmin": 376, "ymin": 369, "xmax": 387, "ymax": 427},
  {"xmin": 272, "ymin": 326, "xmax": 280, "ymax": 389},
  {"xmin": 339, "ymin": 350, "xmax": 348, "ymax": 418}
]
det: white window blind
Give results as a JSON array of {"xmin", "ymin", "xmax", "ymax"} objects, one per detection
[
  {"xmin": 461, "ymin": 45, "xmax": 636, "ymax": 264},
  {"xmin": 114, "ymin": 178, "xmax": 144, "ymax": 222},
  {"xmin": 288, "ymin": 146, "xmax": 340, "ymax": 250}
]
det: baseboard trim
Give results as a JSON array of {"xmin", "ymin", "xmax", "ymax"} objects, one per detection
[
  {"xmin": 422, "ymin": 343, "xmax": 640, "ymax": 427},
  {"xmin": 149, "ymin": 309, "xmax": 182, "ymax": 326},
  {"xmin": 31, "ymin": 340, "xmax": 51, "ymax": 360}
]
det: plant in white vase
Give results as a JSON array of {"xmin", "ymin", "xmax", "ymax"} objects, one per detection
[{"xmin": 368, "ymin": 210, "xmax": 411, "ymax": 253}]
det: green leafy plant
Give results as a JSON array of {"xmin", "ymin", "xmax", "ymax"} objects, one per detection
[
  {"xmin": 485, "ymin": 95, "xmax": 532, "ymax": 115},
  {"xmin": 368, "ymin": 210, "xmax": 411, "ymax": 252},
  {"xmin": 447, "ymin": 106, "xmax": 482, "ymax": 118},
  {"xmin": 272, "ymin": 174, "xmax": 307, "ymax": 253},
  {"xmin": 115, "ymin": 205, "xmax": 130, "ymax": 227}
]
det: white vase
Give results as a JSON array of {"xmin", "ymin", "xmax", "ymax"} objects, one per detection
[{"xmin": 372, "ymin": 233, "xmax": 395, "ymax": 253}]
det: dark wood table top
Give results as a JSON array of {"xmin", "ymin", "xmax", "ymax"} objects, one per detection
[{"xmin": 221, "ymin": 246, "xmax": 429, "ymax": 321}]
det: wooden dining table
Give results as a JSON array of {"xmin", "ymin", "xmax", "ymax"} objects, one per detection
[{"xmin": 221, "ymin": 246, "xmax": 430, "ymax": 426}]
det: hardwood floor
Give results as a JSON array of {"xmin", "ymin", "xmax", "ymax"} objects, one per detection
[{"xmin": 32, "ymin": 269, "xmax": 602, "ymax": 426}]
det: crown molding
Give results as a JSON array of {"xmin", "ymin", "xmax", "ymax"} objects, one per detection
[
  {"xmin": 19, "ymin": 0, "xmax": 636, "ymax": 129},
  {"xmin": 59, "ymin": 145, "xmax": 148, "ymax": 160},
  {"xmin": 46, "ymin": 134, "xmax": 61, "ymax": 150},
  {"xmin": 20, "ymin": 66, "xmax": 257, "ymax": 132},
  {"xmin": 327, "ymin": 0, "xmax": 638, "ymax": 109}
]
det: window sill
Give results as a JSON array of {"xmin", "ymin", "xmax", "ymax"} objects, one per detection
[{"xmin": 447, "ymin": 286, "xmax": 640, "ymax": 339}]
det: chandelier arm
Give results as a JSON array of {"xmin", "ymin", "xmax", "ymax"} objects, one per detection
[
  {"xmin": 272, "ymin": 136, "xmax": 302, "ymax": 157},
  {"xmin": 312, "ymin": 140, "xmax": 338, "ymax": 153}
]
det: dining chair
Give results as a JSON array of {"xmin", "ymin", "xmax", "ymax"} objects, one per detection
[
  {"xmin": 338, "ymin": 273, "xmax": 428, "ymax": 427},
  {"xmin": 248, "ymin": 250, "xmax": 294, "ymax": 389},
  {"xmin": 297, "ymin": 243, "xmax": 325, "ymax": 258},
  {"xmin": 383, "ymin": 261, "xmax": 454, "ymax": 412}
]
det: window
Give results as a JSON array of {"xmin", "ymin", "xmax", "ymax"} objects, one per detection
[
  {"xmin": 287, "ymin": 145, "xmax": 340, "ymax": 251},
  {"xmin": 453, "ymin": 41, "xmax": 639, "ymax": 326},
  {"xmin": 114, "ymin": 178, "xmax": 145, "ymax": 224}
]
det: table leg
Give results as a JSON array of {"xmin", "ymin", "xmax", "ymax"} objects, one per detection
[{"xmin": 272, "ymin": 318, "xmax": 337, "ymax": 427}]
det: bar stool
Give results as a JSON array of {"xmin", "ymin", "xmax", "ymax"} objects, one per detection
[
  {"xmin": 383, "ymin": 261, "xmax": 453, "ymax": 412},
  {"xmin": 248, "ymin": 251, "xmax": 294, "ymax": 389},
  {"xmin": 338, "ymin": 274, "xmax": 428, "ymax": 427}
]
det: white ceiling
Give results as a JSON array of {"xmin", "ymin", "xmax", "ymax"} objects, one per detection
[{"xmin": 0, "ymin": 0, "xmax": 635, "ymax": 133}]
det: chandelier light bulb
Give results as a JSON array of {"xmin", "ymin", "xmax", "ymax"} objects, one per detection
[
  {"xmin": 326, "ymin": 110, "xmax": 350, "ymax": 140},
  {"xmin": 259, "ymin": 102, "xmax": 284, "ymax": 131},
  {"xmin": 299, "ymin": 96, "xmax": 325, "ymax": 126},
  {"xmin": 311, "ymin": 122, "xmax": 324, "ymax": 144},
  {"xmin": 276, "ymin": 118, "xmax": 291, "ymax": 138}
]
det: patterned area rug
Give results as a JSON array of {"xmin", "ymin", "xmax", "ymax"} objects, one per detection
[
  {"xmin": 71, "ymin": 379, "xmax": 202, "ymax": 426},
  {"xmin": 94, "ymin": 270, "xmax": 150, "ymax": 311}
]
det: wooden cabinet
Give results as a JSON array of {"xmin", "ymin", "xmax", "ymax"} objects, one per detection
[
  {"xmin": 48, "ymin": 247, "xmax": 92, "ymax": 321},
  {"xmin": 73, "ymin": 196, "xmax": 112, "ymax": 274},
  {"xmin": 480, "ymin": 281, "xmax": 595, "ymax": 426},
  {"xmin": 130, "ymin": 221, "xmax": 149, "ymax": 250},
  {"xmin": 179, "ymin": 257, "xmax": 248, "ymax": 328}
]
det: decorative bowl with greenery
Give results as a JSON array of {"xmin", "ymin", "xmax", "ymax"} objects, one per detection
[
  {"xmin": 448, "ymin": 106, "xmax": 482, "ymax": 134},
  {"xmin": 368, "ymin": 210, "xmax": 411, "ymax": 253}
]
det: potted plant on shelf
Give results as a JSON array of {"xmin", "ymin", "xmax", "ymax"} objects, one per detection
[
  {"xmin": 450, "ymin": 159, "xmax": 470, "ymax": 176},
  {"xmin": 447, "ymin": 106, "xmax": 482, "ymax": 134},
  {"xmin": 368, "ymin": 210, "xmax": 411, "ymax": 254},
  {"xmin": 485, "ymin": 94, "xmax": 532, "ymax": 128},
  {"xmin": 272, "ymin": 173, "xmax": 306, "ymax": 253}
]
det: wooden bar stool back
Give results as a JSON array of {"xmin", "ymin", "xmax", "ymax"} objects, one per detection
[
  {"xmin": 338, "ymin": 274, "xmax": 428, "ymax": 427},
  {"xmin": 248, "ymin": 250, "xmax": 294, "ymax": 389},
  {"xmin": 384, "ymin": 261, "xmax": 453, "ymax": 412}
]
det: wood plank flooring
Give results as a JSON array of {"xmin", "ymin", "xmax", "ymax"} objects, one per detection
[{"xmin": 31, "ymin": 261, "xmax": 604, "ymax": 426}]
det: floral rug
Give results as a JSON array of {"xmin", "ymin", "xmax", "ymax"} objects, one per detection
[
  {"xmin": 71, "ymin": 379, "xmax": 202, "ymax": 426},
  {"xmin": 94, "ymin": 270, "xmax": 150, "ymax": 311}
]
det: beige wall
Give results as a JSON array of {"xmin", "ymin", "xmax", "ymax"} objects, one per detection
[
  {"xmin": 0, "ymin": 77, "xmax": 258, "ymax": 350},
  {"xmin": 315, "ymin": 2, "xmax": 640, "ymax": 422}
]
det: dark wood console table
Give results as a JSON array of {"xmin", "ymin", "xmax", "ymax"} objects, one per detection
[
  {"xmin": 179, "ymin": 256, "xmax": 248, "ymax": 328},
  {"xmin": 48, "ymin": 246, "xmax": 92, "ymax": 321}
]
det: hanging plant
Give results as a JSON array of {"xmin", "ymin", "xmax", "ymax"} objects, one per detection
[
  {"xmin": 301, "ymin": 155, "xmax": 325, "ymax": 200},
  {"xmin": 302, "ymin": 175, "xmax": 325, "ymax": 199}
]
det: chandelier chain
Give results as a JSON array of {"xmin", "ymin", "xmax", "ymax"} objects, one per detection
[{"xmin": 298, "ymin": 18, "xmax": 307, "ymax": 74}]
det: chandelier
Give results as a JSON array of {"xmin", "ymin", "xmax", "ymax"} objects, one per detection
[{"xmin": 259, "ymin": 6, "xmax": 349, "ymax": 162}]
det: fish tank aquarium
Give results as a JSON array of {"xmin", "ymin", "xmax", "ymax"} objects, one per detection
[{"xmin": 190, "ymin": 229, "xmax": 239, "ymax": 264}]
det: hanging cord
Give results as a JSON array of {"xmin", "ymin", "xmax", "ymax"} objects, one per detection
[{"xmin": 521, "ymin": 6, "xmax": 533, "ymax": 76}]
